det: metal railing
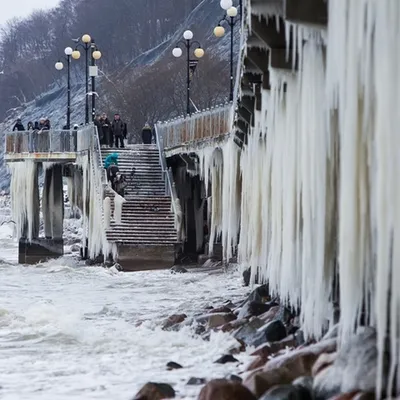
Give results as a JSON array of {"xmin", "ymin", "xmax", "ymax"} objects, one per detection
[
  {"xmin": 4, "ymin": 128, "xmax": 94, "ymax": 155},
  {"xmin": 155, "ymin": 124, "xmax": 180, "ymax": 232},
  {"xmin": 92, "ymin": 126, "xmax": 108, "ymax": 187},
  {"xmin": 156, "ymin": 104, "xmax": 233, "ymax": 150}
]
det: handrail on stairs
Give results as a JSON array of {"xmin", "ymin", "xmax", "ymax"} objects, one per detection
[{"xmin": 154, "ymin": 125, "xmax": 181, "ymax": 232}]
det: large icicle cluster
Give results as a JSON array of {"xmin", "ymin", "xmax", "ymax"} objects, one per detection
[
  {"xmin": 238, "ymin": 27, "xmax": 335, "ymax": 339},
  {"xmin": 75, "ymin": 128, "xmax": 110, "ymax": 261},
  {"xmin": 198, "ymin": 138, "xmax": 241, "ymax": 260},
  {"xmin": 9, "ymin": 160, "xmax": 38, "ymax": 241}
]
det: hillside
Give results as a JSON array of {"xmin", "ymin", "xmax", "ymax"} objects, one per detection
[{"xmin": 0, "ymin": 0, "xmax": 240, "ymax": 190}]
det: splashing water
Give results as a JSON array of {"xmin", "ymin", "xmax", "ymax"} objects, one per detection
[{"xmin": 0, "ymin": 226, "xmax": 252, "ymax": 400}]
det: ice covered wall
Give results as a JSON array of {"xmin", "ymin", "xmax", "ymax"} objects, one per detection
[
  {"xmin": 75, "ymin": 127, "xmax": 110, "ymax": 261},
  {"xmin": 233, "ymin": 0, "xmax": 400, "ymax": 394},
  {"xmin": 198, "ymin": 138, "xmax": 241, "ymax": 260},
  {"xmin": 9, "ymin": 160, "xmax": 38, "ymax": 241}
]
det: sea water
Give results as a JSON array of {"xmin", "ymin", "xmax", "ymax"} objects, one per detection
[{"xmin": 0, "ymin": 220, "xmax": 252, "ymax": 400}]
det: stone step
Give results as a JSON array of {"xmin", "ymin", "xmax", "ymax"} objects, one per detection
[
  {"xmin": 106, "ymin": 238, "xmax": 176, "ymax": 243},
  {"xmin": 107, "ymin": 230, "xmax": 176, "ymax": 237}
]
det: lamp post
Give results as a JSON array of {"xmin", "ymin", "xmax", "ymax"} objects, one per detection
[
  {"xmin": 220, "ymin": 0, "xmax": 242, "ymax": 23},
  {"xmin": 71, "ymin": 34, "xmax": 94, "ymax": 124},
  {"xmin": 214, "ymin": 6, "xmax": 239, "ymax": 102},
  {"xmin": 90, "ymin": 40, "xmax": 102, "ymax": 122},
  {"xmin": 55, "ymin": 46, "xmax": 73, "ymax": 129},
  {"xmin": 172, "ymin": 30, "xmax": 205, "ymax": 117}
]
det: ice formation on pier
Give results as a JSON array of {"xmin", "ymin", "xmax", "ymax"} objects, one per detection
[
  {"xmin": 9, "ymin": 160, "xmax": 38, "ymax": 241},
  {"xmin": 194, "ymin": 7, "xmax": 400, "ymax": 393},
  {"xmin": 75, "ymin": 127, "xmax": 109, "ymax": 261}
]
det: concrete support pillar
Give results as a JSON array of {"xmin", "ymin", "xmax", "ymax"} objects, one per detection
[
  {"xmin": 18, "ymin": 163, "xmax": 63, "ymax": 264},
  {"xmin": 21, "ymin": 163, "xmax": 40, "ymax": 240},
  {"xmin": 42, "ymin": 164, "xmax": 64, "ymax": 240}
]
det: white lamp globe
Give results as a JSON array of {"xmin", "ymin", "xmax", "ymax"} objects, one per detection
[
  {"xmin": 227, "ymin": 6, "xmax": 238, "ymax": 17},
  {"xmin": 183, "ymin": 30, "xmax": 193, "ymax": 40},
  {"xmin": 55, "ymin": 61, "xmax": 64, "ymax": 71},
  {"xmin": 172, "ymin": 47, "xmax": 183, "ymax": 58},
  {"xmin": 220, "ymin": 0, "xmax": 233, "ymax": 10},
  {"xmin": 64, "ymin": 47, "xmax": 73, "ymax": 56}
]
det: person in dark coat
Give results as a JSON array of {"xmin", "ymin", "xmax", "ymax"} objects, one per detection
[
  {"xmin": 12, "ymin": 118, "xmax": 25, "ymax": 131},
  {"xmin": 123, "ymin": 122, "xmax": 128, "ymax": 140},
  {"xmin": 111, "ymin": 113, "xmax": 125, "ymax": 149},
  {"xmin": 27, "ymin": 122, "xmax": 34, "ymax": 131},
  {"xmin": 100, "ymin": 113, "xmax": 112, "ymax": 147},
  {"xmin": 142, "ymin": 122, "xmax": 152, "ymax": 144},
  {"xmin": 34, "ymin": 121, "xmax": 40, "ymax": 131},
  {"xmin": 94, "ymin": 114, "xmax": 104, "ymax": 143}
]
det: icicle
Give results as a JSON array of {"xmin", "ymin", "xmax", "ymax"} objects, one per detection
[{"xmin": 9, "ymin": 160, "xmax": 37, "ymax": 242}]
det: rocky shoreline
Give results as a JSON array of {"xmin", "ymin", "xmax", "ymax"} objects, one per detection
[{"xmin": 132, "ymin": 270, "xmax": 389, "ymax": 400}]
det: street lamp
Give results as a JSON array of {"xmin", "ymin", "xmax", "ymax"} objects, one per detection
[
  {"xmin": 55, "ymin": 46, "xmax": 73, "ymax": 129},
  {"xmin": 220, "ymin": 0, "xmax": 242, "ymax": 22},
  {"xmin": 72, "ymin": 34, "xmax": 101, "ymax": 124},
  {"xmin": 172, "ymin": 30, "xmax": 205, "ymax": 116},
  {"xmin": 214, "ymin": 6, "xmax": 239, "ymax": 101}
]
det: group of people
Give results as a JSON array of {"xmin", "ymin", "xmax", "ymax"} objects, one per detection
[
  {"xmin": 13, "ymin": 118, "xmax": 51, "ymax": 132},
  {"xmin": 11, "ymin": 113, "xmax": 156, "ymax": 147},
  {"xmin": 94, "ymin": 113, "xmax": 127, "ymax": 148}
]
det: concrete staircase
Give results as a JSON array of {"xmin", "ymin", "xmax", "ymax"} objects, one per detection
[{"xmin": 101, "ymin": 145, "xmax": 177, "ymax": 270}]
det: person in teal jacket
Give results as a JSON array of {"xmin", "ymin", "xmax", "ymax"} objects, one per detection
[{"xmin": 104, "ymin": 153, "xmax": 119, "ymax": 169}]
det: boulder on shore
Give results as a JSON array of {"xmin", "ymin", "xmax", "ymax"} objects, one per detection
[
  {"xmin": 258, "ymin": 384, "xmax": 313, "ymax": 400},
  {"xmin": 162, "ymin": 314, "xmax": 187, "ymax": 330},
  {"xmin": 313, "ymin": 327, "xmax": 391, "ymax": 399},
  {"xmin": 133, "ymin": 382, "xmax": 175, "ymax": 399},
  {"xmin": 198, "ymin": 379, "xmax": 257, "ymax": 400}
]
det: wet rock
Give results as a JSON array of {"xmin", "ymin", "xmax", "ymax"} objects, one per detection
[
  {"xmin": 245, "ymin": 355, "xmax": 267, "ymax": 372},
  {"xmin": 198, "ymin": 379, "xmax": 257, "ymax": 400},
  {"xmin": 197, "ymin": 312, "xmax": 236, "ymax": 329},
  {"xmin": 238, "ymin": 301, "xmax": 272, "ymax": 320},
  {"xmin": 227, "ymin": 374, "xmax": 243, "ymax": 382},
  {"xmin": 292, "ymin": 376, "xmax": 314, "ymax": 391},
  {"xmin": 162, "ymin": 314, "xmax": 187, "ymax": 330},
  {"xmin": 294, "ymin": 329, "xmax": 305, "ymax": 346},
  {"xmin": 194, "ymin": 324, "xmax": 206, "ymax": 335},
  {"xmin": 133, "ymin": 382, "xmax": 175, "ymax": 399},
  {"xmin": 166, "ymin": 361, "xmax": 183, "ymax": 370},
  {"xmin": 250, "ymin": 341, "xmax": 288, "ymax": 360},
  {"xmin": 244, "ymin": 339, "xmax": 337, "ymax": 397},
  {"xmin": 274, "ymin": 305, "xmax": 293, "ymax": 324},
  {"xmin": 244, "ymin": 368, "xmax": 298, "ymax": 397},
  {"xmin": 259, "ymin": 306, "xmax": 281, "ymax": 323},
  {"xmin": 243, "ymin": 267, "xmax": 259, "ymax": 286},
  {"xmin": 233, "ymin": 318, "xmax": 264, "ymax": 344},
  {"xmin": 113, "ymin": 263, "xmax": 123, "ymax": 271},
  {"xmin": 170, "ymin": 265, "xmax": 188, "ymax": 274},
  {"xmin": 215, "ymin": 354, "xmax": 239, "ymax": 364},
  {"xmin": 187, "ymin": 377, "xmax": 206, "ymax": 385},
  {"xmin": 247, "ymin": 284, "xmax": 270, "ymax": 303},
  {"xmin": 249, "ymin": 320, "xmax": 287, "ymax": 348},
  {"xmin": 352, "ymin": 393, "xmax": 375, "ymax": 400},
  {"xmin": 259, "ymin": 384, "xmax": 313, "ymax": 400},
  {"xmin": 313, "ymin": 327, "xmax": 390, "ymax": 399},
  {"xmin": 210, "ymin": 306, "xmax": 232, "ymax": 314},
  {"xmin": 70, "ymin": 244, "xmax": 80, "ymax": 252},
  {"xmin": 221, "ymin": 318, "xmax": 248, "ymax": 333},
  {"xmin": 312, "ymin": 352, "xmax": 337, "ymax": 377}
]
